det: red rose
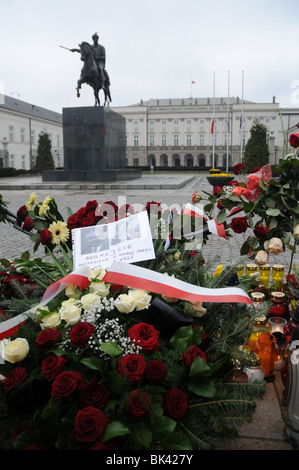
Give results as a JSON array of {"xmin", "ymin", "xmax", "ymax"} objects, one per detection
[
  {"xmin": 233, "ymin": 163, "xmax": 246, "ymax": 175},
  {"xmin": 69, "ymin": 322, "xmax": 95, "ymax": 348},
  {"xmin": 289, "ymin": 133, "xmax": 299, "ymax": 148},
  {"xmin": 213, "ymin": 185, "xmax": 223, "ymax": 197},
  {"xmin": 4, "ymin": 367, "xmax": 28, "ymax": 394},
  {"xmin": 51, "ymin": 371, "xmax": 84, "ymax": 401},
  {"xmin": 145, "ymin": 360, "xmax": 168, "ymax": 383},
  {"xmin": 182, "ymin": 345, "xmax": 207, "ymax": 369},
  {"xmin": 251, "ymin": 167, "xmax": 261, "ymax": 173},
  {"xmin": 117, "ymin": 354, "xmax": 146, "ymax": 382},
  {"xmin": 253, "ymin": 225, "xmax": 269, "ymax": 240},
  {"xmin": 118, "ymin": 204, "xmax": 135, "ymax": 219},
  {"xmin": 22, "ymin": 217, "xmax": 34, "ymax": 232},
  {"xmin": 231, "ymin": 216, "xmax": 248, "ymax": 233},
  {"xmin": 72, "ymin": 406, "xmax": 109, "ymax": 446},
  {"xmin": 79, "ymin": 377, "xmax": 110, "ymax": 409},
  {"xmin": 41, "ymin": 354, "xmax": 67, "ymax": 381},
  {"xmin": 36, "ymin": 328, "xmax": 60, "ymax": 349},
  {"xmin": 96, "ymin": 201, "xmax": 118, "ymax": 220},
  {"xmin": 145, "ymin": 201, "xmax": 161, "ymax": 216},
  {"xmin": 39, "ymin": 228, "xmax": 52, "ymax": 245},
  {"xmin": 217, "ymin": 201, "xmax": 225, "ymax": 210},
  {"xmin": 126, "ymin": 389, "xmax": 151, "ymax": 419},
  {"xmin": 67, "ymin": 214, "xmax": 79, "ymax": 227},
  {"xmin": 85, "ymin": 200, "xmax": 98, "ymax": 212},
  {"xmin": 163, "ymin": 388, "xmax": 188, "ymax": 419},
  {"xmin": 286, "ymin": 274, "xmax": 299, "ymax": 288},
  {"xmin": 227, "ymin": 180, "xmax": 239, "ymax": 186},
  {"xmin": 17, "ymin": 205, "xmax": 28, "ymax": 221},
  {"xmin": 128, "ymin": 323, "xmax": 160, "ymax": 353}
]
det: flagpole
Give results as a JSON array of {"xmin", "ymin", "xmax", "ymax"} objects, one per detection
[
  {"xmin": 240, "ymin": 70, "xmax": 244, "ymax": 162},
  {"xmin": 226, "ymin": 70, "xmax": 230, "ymax": 173},
  {"xmin": 212, "ymin": 71, "xmax": 215, "ymax": 169}
]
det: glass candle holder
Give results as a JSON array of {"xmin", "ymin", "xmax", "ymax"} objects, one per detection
[
  {"xmin": 251, "ymin": 292, "xmax": 265, "ymax": 307},
  {"xmin": 259, "ymin": 264, "xmax": 271, "ymax": 288},
  {"xmin": 235, "ymin": 264, "xmax": 244, "ymax": 277},
  {"xmin": 243, "ymin": 353, "xmax": 265, "ymax": 382},
  {"xmin": 247, "ymin": 315, "xmax": 271, "ymax": 350},
  {"xmin": 272, "ymin": 264, "xmax": 284, "ymax": 289},
  {"xmin": 245, "ymin": 263, "xmax": 258, "ymax": 277},
  {"xmin": 254, "ymin": 333, "xmax": 279, "ymax": 381},
  {"xmin": 268, "ymin": 317, "xmax": 287, "ymax": 334},
  {"xmin": 269, "ymin": 292, "xmax": 288, "ymax": 317}
]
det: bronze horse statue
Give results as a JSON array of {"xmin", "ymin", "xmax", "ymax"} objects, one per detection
[{"xmin": 76, "ymin": 42, "xmax": 112, "ymax": 106}]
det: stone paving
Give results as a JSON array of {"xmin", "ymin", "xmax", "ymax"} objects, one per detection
[{"xmin": 0, "ymin": 172, "xmax": 297, "ymax": 450}]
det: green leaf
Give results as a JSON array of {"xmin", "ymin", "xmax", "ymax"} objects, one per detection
[
  {"xmin": 170, "ymin": 325, "xmax": 193, "ymax": 354},
  {"xmin": 80, "ymin": 357, "xmax": 102, "ymax": 370},
  {"xmin": 131, "ymin": 422, "xmax": 152, "ymax": 449},
  {"xmin": 0, "ymin": 258, "xmax": 11, "ymax": 268},
  {"xmin": 100, "ymin": 341, "xmax": 122, "ymax": 356},
  {"xmin": 266, "ymin": 208, "xmax": 281, "ymax": 217},
  {"xmin": 102, "ymin": 421, "xmax": 130, "ymax": 443},
  {"xmin": 21, "ymin": 251, "xmax": 30, "ymax": 260},
  {"xmin": 190, "ymin": 356, "xmax": 212, "ymax": 378},
  {"xmin": 153, "ymin": 416, "xmax": 177, "ymax": 440},
  {"xmin": 187, "ymin": 376, "xmax": 216, "ymax": 397},
  {"xmin": 41, "ymin": 397, "xmax": 61, "ymax": 419},
  {"xmin": 217, "ymin": 209, "xmax": 227, "ymax": 224},
  {"xmin": 159, "ymin": 432, "xmax": 192, "ymax": 450}
]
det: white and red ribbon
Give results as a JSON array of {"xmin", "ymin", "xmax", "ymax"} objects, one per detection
[
  {"xmin": 0, "ymin": 260, "xmax": 252, "ymax": 342},
  {"xmin": 183, "ymin": 203, "xmax": 226, "ymax": 239},
  {"xmin": 0, "ymin": 266, "xmax": 92, "ymax": 341},
  {"xmin": 103, "ymin": 261, "xmax": 252, "ymax": 305}
]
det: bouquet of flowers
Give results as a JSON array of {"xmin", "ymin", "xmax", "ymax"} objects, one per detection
[
  {"xmin": 0, "ymin": 193, "xmax": 266, "ymax": 451},
  {"xmin": 201, "ymin": 134, "xmax": 299, "ymax": 274}
]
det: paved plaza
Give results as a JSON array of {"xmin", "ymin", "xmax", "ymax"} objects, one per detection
[
  {"xmin": 0, "ymin": 172, "xmax": 297, "ymax": 450},
  {"xmin": 0, "ymin": 172, "xmax": 297, "ymax": 272}
]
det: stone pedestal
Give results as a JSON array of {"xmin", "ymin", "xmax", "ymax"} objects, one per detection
[{"xmin": 42, "ymin": 107, "xmax": 141, "ymax": 181}]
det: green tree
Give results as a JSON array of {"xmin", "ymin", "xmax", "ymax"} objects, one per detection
[
  {"xmin": 35, "ymin": 131, "xmax": 54, "ymax": 173},
  {"xmin": 243, "ymin": 119, "xmax": 270, "ymax": 172}
]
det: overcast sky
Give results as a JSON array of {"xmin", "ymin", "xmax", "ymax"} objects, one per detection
[{"xmin": 1, "ymin": 0, "xmax": 299, "ymax": 113}]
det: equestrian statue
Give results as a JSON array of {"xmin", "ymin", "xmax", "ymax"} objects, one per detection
[{"xmin": 60, "ymin": 33, "xmax": 112, "ymax": 106}]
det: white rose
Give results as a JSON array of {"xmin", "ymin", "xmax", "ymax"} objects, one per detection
[
  {"xmin": 294, "ymin": 224, "xmax": 299, "ymax": 239},
  {"xmin": 80, "ymin": 293, "xmax": 101, "ymax": 310},
  {"xmin": 254, "ymin": 250, "xmax": 269, "ymax": 266},
  {"xmin": 60, "ymin": 305, "xmax": 81, "ymax": 326},
  {"xmin": 88, "ymin": 268, "xmax": 106, "ymax": 282},
  {"xmin": 264, "ymin": 237, "xmax": 283, "ymax": 255},
  {"xmin": 41, "ymin": 312, "xmax": 61, "ymax": 329},
  {"xmin": 128, "ymin": 289, "xmax": 152, "ymax": 311},
  {"xmin": 186, "ymin": 301, "xmax": 207, "ymax": 317},
  {"xmin": 1, "ymin": 338, "xmax": 29, "ymax": 363},
  {"xmin": 114, "ymin": 293, "xmax": 136, "ymax": 314},
  {"xmin": 89, "ymin": 281, "xmax": 111, "ymax": 297},
  {"xmin": 65, "ymin": 284, "xmax": 82, "ymax": 299}
]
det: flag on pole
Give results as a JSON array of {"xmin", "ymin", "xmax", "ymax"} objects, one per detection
[
  {"xmin": 211, "ymin": 115, "xmax": 215, "ymax": 134},
  {"xmin": 192, "ymin": 80, "xmax": 195, "ymax": 84},
  {"xmin": 240, "ymin": 113, "xmax": 243, "ymax": 129}
]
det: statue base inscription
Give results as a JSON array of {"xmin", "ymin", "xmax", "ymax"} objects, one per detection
[{"xmin": 42, "ymin": 106, "xmax": 141, "ymax": 182}]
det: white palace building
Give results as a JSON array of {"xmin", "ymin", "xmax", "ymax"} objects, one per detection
[
  {"xmin": 1, "ymin": 93, "xmax": 299, "ymax": 171},
  {"xmin": 112, "ymin": 97, "xmax": 299, "ymax": 170}
]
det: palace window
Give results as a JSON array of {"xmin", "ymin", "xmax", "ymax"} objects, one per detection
[
  {"xmin": 199, "ymin": 134, "xmax": 205, "ymax": 146},
  {"xmin": 161, "ymin": 134, "xmax": 167, "ymax": 146},
  {"xmin": 9, "ymin": 126, "xmax": 14, "ymax": 141},
  {"xmin": 174, "ymin": 134, "xmax": 179, "ymax": 146},
  {"xmin": 186, "ymin": 134, "xmax": 192, "ymax": 146},
  {"xmin": 149, "ymin": 135, "xmax": 155, "ymax": 147},
  {"xmin": 133, "ymin": 135, "xmax": 139, "ymax": 147}
]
